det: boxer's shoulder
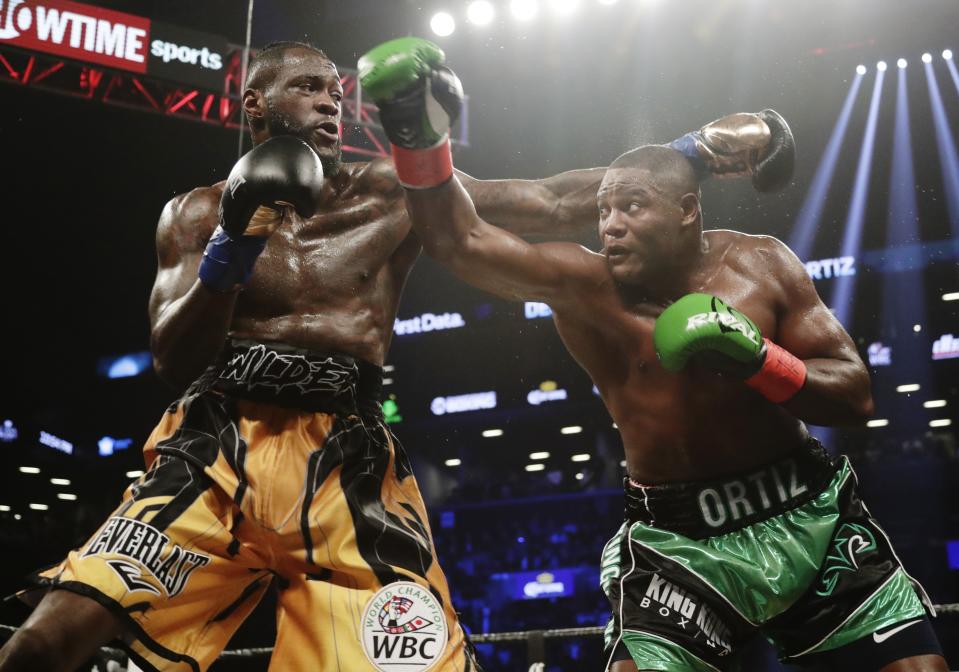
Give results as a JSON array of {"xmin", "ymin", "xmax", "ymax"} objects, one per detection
[
  {"xmin": 156, "ymin": 183, "xmax": 222, "ymax": 251},
  {"xmin": 708, "ymin": 229, "xmax": 797, "ymax": 275},
  {"xmin": 345, "ymin": 157, "xmax": 404, "ymax": 197}
]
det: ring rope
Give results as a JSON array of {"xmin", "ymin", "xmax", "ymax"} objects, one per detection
[{"xmin": 3, "ymin": 603, "xmax": 959, "ymax": 658}]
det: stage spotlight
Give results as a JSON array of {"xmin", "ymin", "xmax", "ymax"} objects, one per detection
[
  {"xmin": 529, "ymin": 451, "xmax": 550, "ymax": 460},
  {"xmin": 525, "ymin": 463, "xmax": 546, "ymax": 472},
  {"xmin": 877, "ymin": 61, "xmax": 887, "ymax": 71},
  {"xmin": 943, "ymin": 292, "xmax": 959, "ymax": 301},
  {"xmin": 444, "ymin": 458, "xmax": 461, "ymax": 467},
  {"xmin": 482, "ymin": 428, "xmax": 504, "ymax": 437},
  {"xmin": 897, "ymin": 58, "xmax": 907, "ymax": 69},
  {"xmin": 549, "ymin": 0, "xmax": 580, "ymax": 15},
  {"xmin": 866, "ymin": 419, "xmax": 889, "ymax": 428},
  {"xmin": 924, "ymin": 399, "xmax": 947, "ymax": 408},
  {"xmin": 922, "ymin": 53, "xmax": 933, "ymax": 63},
  {"xmin": 571, "ymin": 453, "xmax": 591, "ymax": 462},
  {"xmin": 896, "ymin": 383, "xmax": 920, "ymax": 393},
  {"xmin": 856, "ymin": 65, "xmax": 867, "ymax": 75},
  {"xmin": 930, "ymin": 419, "xmax": 952, "ymax": 428},
  {"xmin": 29, "ymin": 503, "xmax": 49, "ymax": 511},
  {"xmin": 430, "ymin": 11, "xmax": 456, "ymax": 37},
  {"xmin": 913, "ymin": 323, "xmax": 922, "ymax": 332},
  {"xmin": 944, "ymin": 49, "xmax": 953, "ymax": 60},
  {"xmin": 467, "ymin": 0, "xmax": 495, "ymax": 25},
  {"xmin": 511, "ymin": 0, "xmax": 539, "ymax": 20}
]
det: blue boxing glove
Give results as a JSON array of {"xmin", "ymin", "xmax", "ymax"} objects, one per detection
[{"xmin": 198, "ymin": 136, "xmax": 324, "ymax": 292}]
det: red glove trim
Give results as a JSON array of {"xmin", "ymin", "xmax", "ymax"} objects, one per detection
[
  {"xmin": 391, "ymin": 138, "xmax": 453, "ymax": 189},
  {"xmin": 745, "ymin": 339, "xmax": 807, "ymax": 404}
]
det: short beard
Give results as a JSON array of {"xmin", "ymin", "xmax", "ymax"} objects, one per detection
[{"xmin": 265, "ymin": 97, "xmax": 343, "ymax": 177}]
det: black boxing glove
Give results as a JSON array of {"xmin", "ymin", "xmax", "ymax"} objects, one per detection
[{"xmin": 199, "ymin": 136, "xmax": 324, "ymax": 292}]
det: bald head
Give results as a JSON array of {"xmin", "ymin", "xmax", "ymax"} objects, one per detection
[{"xmin": 608, "ymin": 145, "xmax": 700, "ymax": 201}]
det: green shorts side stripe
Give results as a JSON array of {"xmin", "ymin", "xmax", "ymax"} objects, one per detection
[
  {"xmin": 621, "ymin": 630, "xmax": 720, "ymax": 672},
  {"xmin": 788, "ymin": 568, "xmax": 926, "ymax": 659}
]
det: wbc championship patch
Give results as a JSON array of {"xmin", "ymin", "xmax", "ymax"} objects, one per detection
[{"xmin": 361, "ymin": 581, "xmax": 448, "ymax": 671}]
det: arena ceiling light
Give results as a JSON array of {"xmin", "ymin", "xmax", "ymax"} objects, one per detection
[
  {"xmin": 923, "ymin": 399, "xmax": 947, "ymax": 408},
  {"xmin": 0, "ymin": 505, "xmax": 10, "ymax": 512},
  {"xmin": 529, "ymin": 451, "xmax": 550, "ymax": 460},
  {"xmin": 467, "ymin": 0, "xmax": 495, "ymax": 25},
  {"xmin": 856, "ymin": 65, "xmax": 867, "ymax": 75},
  {"xmin": 511, "ymin": 0, "xmax": 539, "ymax": 20},
  {"xmin": 913, "ymin": 324, "xmax": 922, "ymax": 332},
  {"xmin": 930, "ymin": 419, "xmax": 952, "ymax": 428},
  {"xmin": 560, "ymin": 425, "xmax": 583, "ymax": 435},
  {"xmin": 19, "ymin": 466, "xmax": 40, "ymax": 474},
  {"xmin": 549, "ymin": 0, "xmax": 580, "ymax": 14},
  {"xmin": 575, "ymin": 472, "xmax": 585, "ymax": 480},
  {"xmin": 944, "ymin": 49, "xmax": 953, "ymax": 60},
  {"xmin": 619, "ymin": 460, "xmax": 627, "ymax": 467},
  {"xmin": 482, "ymin": 428, "xmax": 504, "ymax": 438},
  {"xmin": 57, "ymin": 493, "xmax": 78, "ymax": 501},
  {"xmin": 444, "ymin": 458, "xmax": 462, "ymax": 467},
  {"xmin": 525, "ymin": 463, "xmax": 545, "ymax": 472},
  {"xmin": 876, "ymin": 61, "xmax": 887, "ymax": 72},
  {"xmin": 943, "ymin": 291, "xmax": 959, "ymax": 301},
  {"xmin": 29, "ymin": 503, "xmax": 49, "ymax": 511},
  {"xmin": 571, "ymin": 453, "xmax": 591, "ymax": 462},
  {"xmin": 866, "ymin": 419, "xmax": 889, "ymax": 428},
  {"xmin": 126, "ymin": 470, "xmax": 144, "ymax": 478},
  {"xmin": 897, "ymin": 58, "xmax": 908, "ymax": 69},
  {"xmin": 922, "ymin": 53, "xmax": 933, "ymax": 63},
  {"xmin": 896, "ymin": 383, "xmax": 920, "ymax": 393},
  {"xmin": 430, "ymin": 11, "xmax": 456, "ymax": 37},
  {"xmin": 50, "ymin": 478, "xmax": 71, "ymax": 486}
]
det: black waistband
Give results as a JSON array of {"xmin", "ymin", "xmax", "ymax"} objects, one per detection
[
  {"xmin": 188, "ymin": 338, "xmax": 383, "ymax": 414},
  {"xmin": 624, "ymin": 438, "xmax": 837, "ymax": 539}
]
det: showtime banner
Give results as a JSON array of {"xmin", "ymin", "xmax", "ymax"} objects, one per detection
[{"xmin": 0, "ymin": 0, "xmax": 229, "ymax": 89}]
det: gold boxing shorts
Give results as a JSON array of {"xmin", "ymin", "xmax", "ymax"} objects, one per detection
[{"xmin": 30, "ymin": 340, "xmax": 478, "ymax": 672}]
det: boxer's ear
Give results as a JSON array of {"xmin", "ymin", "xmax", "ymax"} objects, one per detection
[
  {"xmin": 679, "ymin": 192, "xmax": 700, "ymax": 229},
  {"xmin": 243, "ymin": 88, "xmax": 266, "ymax": 130}
]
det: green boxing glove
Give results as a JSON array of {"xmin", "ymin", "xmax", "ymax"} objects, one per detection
[
  {"xmin": 653, "ymin": 293, "xmax": 807, "ymax": 403},
  {"xmin": 358, "ymin": 37, "xmax": 464, "ymax": 189}
]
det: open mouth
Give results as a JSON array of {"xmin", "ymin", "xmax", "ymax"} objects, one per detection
[
  {"xmin": 314, "ymin": 121, "xmax": 339, "ymax": 142},
  {"xmin": 606, "ymin": 244, "xmax": 630, "ymax": 259}
]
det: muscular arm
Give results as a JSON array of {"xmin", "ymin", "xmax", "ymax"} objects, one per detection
[
  {"xmin": 456, "ymin": 167, "xmax": 605, "ymax": 236},
  {"xmin": 148, "ymin": 187, "xmax": 236, "ymax": 390},
  {"xmin": 404, "ymin": 177, "xmax": 600, "ymax": 304},
  {"xmin": 764, "ymin": 239, "xmax": 874, "ymax": 426}
]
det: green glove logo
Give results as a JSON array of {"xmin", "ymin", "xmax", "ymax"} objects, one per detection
[{"xmin": 685, "ymin": 310, "xmax": 760, "ymax": 346}]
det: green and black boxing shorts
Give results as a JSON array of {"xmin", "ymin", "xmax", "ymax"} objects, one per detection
[{"xmin": 601, "ymin": 439, "xmax": 942, "ymax": 671}]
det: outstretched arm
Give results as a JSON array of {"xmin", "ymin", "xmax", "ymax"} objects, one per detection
[
  {"xmin": 456, "ymin": 109, "xmax": 794, "ymax": 236},
  {"xmin": 457, "ymin": 167, "xmax": 606, "ymax": 236},
  {"xmin": 405, "ymin": 176, "xmax": 599, "ymax": 304}
]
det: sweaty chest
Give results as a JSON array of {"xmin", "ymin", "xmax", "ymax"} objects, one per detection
[
  {"xmin": 560, "ymin": 274, "xmax": 779, "ymax": 395},
  {"xmin": 253, "ymin": 198, "xmax": 408, "ymax": 287}
]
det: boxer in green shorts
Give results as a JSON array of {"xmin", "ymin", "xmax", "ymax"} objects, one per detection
[{"xmin": 361, "ymin": 37, "xmax": 949, "ymax": 671}]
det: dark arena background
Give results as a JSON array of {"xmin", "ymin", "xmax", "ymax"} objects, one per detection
[{"xmin": 1, "ymin": 0, "xmax": 958, "ymax": 670}]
